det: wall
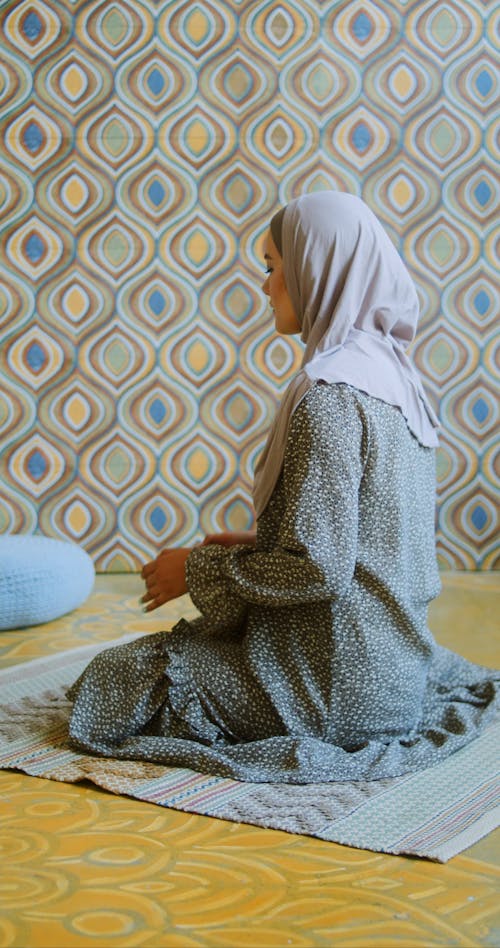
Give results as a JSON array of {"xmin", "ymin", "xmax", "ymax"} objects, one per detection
[{"xmin": 0, "ymin": 0, "xmax": 497, "ymax": 570}]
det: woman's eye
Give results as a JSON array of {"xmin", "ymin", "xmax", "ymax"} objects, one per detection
[{"xmin": 265, "ymin": 267, "xmax": 272, "ymax": 274}]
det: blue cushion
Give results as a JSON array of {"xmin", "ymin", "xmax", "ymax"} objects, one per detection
[{"xmin": 0, "ymin": 535, "xmax": 95, "ymax": 630}]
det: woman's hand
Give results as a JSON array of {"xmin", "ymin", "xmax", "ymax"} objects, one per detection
[
  {"xmin": 201, "ymin": 531, "xmax": 256, "ymax": 547},
  {"xmin": 141, "ymin": 548, "xmax": 191, "ymax": 612}
]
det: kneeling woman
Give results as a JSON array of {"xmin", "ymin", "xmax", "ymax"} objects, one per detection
[{"xmin": 68, "ymin": 192, "xmax": 498, "ymax": 783}]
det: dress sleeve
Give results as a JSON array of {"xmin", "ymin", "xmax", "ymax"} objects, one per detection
[{"xmin": 186, "ymin": 385, "xmax": 365, "ymax": 631}]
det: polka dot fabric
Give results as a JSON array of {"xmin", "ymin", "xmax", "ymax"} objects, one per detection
[{"xmin": 68, "ymin": 385, "xmax": 499, "ymax": 782}]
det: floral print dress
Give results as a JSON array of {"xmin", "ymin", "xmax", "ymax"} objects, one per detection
[{"xmin": 68, "ymin": 384, "xmax": 499, "ymax": 782}]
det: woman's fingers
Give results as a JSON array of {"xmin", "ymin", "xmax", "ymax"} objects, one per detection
[
  {"xmin": 141, "ymin": 588, "xmax": 158, "ymax": 603},
  {"xmin": 141, "ymin": 578, "xmax": 163, "ymax": 598},
  {"xmin": 202, "ymin": 532, "xmax": 234, "ymax": 546},
  {"xmin": 142, "ymin": 590, "xmax": 171, "ymax": 612},
  {"xmin": 143, "ymin": 598, "xmax": 158, "ymax": 612},
  {"xmin": 140, "ymin": 548, "xmax": 190, "ymax": 611},
  {"xmin": 202, "ymin": 531, "xmax": 256, "ymax": 547},
  {"xmin": 141, "ymin": 585, "xmax": 167, "ymax": 609}
]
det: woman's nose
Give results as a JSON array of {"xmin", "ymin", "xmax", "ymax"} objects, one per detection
[{"xmin": 262, "ymin": 276, "xmax": 270, "ymax": 295}]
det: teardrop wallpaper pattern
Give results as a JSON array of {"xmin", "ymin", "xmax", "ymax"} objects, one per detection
[{"xmin": 0, "ymin": 0, "xmax": 497, "ymax": 570}]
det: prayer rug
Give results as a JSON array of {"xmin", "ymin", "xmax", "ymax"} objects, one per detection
[{"xmin": 1, "ymin": 635, "xmax": 498, "ymax": 863}]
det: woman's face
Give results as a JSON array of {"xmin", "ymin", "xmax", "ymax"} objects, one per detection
[{"xmin": 262, "ymin": 229, "xmax": 301, "ymax": 335}]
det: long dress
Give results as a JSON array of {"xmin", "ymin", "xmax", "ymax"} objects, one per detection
[{"xmin": 68, "ymin": 383, "xmax": 499, "ymax": 782}]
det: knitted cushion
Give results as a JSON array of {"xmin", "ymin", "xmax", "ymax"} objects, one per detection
[{"xmin": 0, "ymin": 535, "xmax": 95, "ymax": 630}]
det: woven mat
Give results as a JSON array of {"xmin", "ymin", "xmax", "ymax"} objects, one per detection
[{"xmin": 1, "ymin": 635, "xmax": 498, "ymax": 862}]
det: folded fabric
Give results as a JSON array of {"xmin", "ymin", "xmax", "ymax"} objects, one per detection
[{"xmin": 0, "ymin": 534, "xmax": 95, "ymax": 630}]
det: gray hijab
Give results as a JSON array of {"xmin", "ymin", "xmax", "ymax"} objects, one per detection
[{"xmin": 253, "ymin": 191, "xmax": 439, "ymax": 518}]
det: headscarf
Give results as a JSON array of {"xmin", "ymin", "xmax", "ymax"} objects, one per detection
[{"xmin": 253, "ymin": 191, "xmax": 439, "ymax": 518}]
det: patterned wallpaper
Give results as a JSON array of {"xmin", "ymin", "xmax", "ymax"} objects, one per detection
[{"xmin": 0, "ymin": 0, "xmax": 498, "ymax": 571}]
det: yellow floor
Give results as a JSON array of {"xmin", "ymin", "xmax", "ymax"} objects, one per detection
[{"xmin": 1, "ymin": 573, "xmax": 499, "ymax": 948}]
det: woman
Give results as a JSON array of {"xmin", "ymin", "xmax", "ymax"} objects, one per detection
[{"xmin": 68, "ymin": 192, "xmax": 498, "ymax": 782}]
